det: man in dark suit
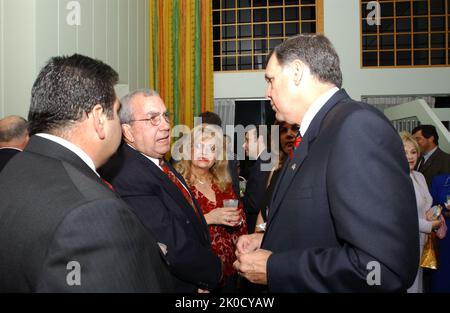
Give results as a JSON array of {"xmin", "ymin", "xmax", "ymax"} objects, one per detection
[
  {"xmin": 0, "ymin": 54, "xmax": 173, "ymax": 292},
  {"xmin": 0, "ymin": 115, "xmax": 29, "ymax": 171},
  {"xmin": 413, "ymin": 125, "xmax": 450, "ymax": 189},
  {"xmin": 241, "ymin": 125, "xmax": 271, "ymax": 233},
  {"xmin": 101, "ymin": 90, "xmax": 222, "ymax": 292},
  {"xmin": 234, "ymin": 34, "xmax": 418, "ymax": 292}
]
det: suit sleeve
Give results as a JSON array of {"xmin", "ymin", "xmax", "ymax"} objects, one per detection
[
  {"xmin": 37, "ymin": 198, "xmax": 173, "ymax": 292},
  {"xmin": 267, "ymin": 109, "xmax": 419, "ymax": 292},
  {"xmin": 243, "ymin": 159, "xmax": 269, "ymax": 215},
  {"xmin": 122, "ymin": 193, "xmax": 222, "ymax": 290}
]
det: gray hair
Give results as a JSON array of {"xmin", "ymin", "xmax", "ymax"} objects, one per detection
[
  {"xmin": 273, "ymin": 33, "xmax": 343, "ymax": 88},
  {"xmin": 119, "ymin": 89, "xmax": 160, "ymax": 123}
]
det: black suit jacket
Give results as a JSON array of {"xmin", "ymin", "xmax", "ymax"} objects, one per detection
[
  {"xmin": 0, "ymin": 136, "xmax": 173, "ymax": 292},
  {"xmin": 262, "ymin": 89, "xmax": 419, "ymax": 292},
  {"xmin": 417, "ymin": 148, "xmax": 450, "ymax": 189},
  {"xmin": 0, "ymin": 147, "xmax": 20, "ymax": 171},
  {"xmin": 242, "ymin": 156, "xmax": 271, "ymax": 232},
  {"xmin": 101, "ymin": 143, "xmax": 222, "ymax": 292}
]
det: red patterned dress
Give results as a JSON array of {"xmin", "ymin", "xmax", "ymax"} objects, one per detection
[{"xmin": 190, "ymin": 183, "xmax": 248, "ymax": 279}]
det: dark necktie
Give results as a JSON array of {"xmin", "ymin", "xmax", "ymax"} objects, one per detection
[
  {"xmin": 289, "ymin": 132, "xmax": 302, "ymax": 159},
  {"xmin": 417, "ymin": 156, "xmax": 425, "ymax": 171},
  {"xmin": 159, "ymin": 159, "xmax": 202, "ymax": 221}
]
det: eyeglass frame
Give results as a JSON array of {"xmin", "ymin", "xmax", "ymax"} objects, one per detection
[{"xmin": 128, "ymin": 111, "xmax": 173, "ymax": 126}]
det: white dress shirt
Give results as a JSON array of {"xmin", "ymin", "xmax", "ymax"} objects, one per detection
[
  {"xmin": 36, "ymin": 133, "xmax": 99, "ymax": 177},
  {"xmin": 299, "ymin": 87, "xmax": 339, "ymax": 137}
]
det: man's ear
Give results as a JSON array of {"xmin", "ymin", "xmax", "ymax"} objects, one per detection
[
  {"xmin": 122, "ymin": 123, "xmax": 134, "ymax": 143},
  {"xmin": 290, "ymin": 59, "xmax": 304, "ymax": 85},
  {"xmin": 91, "ymin": 104, "xmax": 106, "ymax": 140}
]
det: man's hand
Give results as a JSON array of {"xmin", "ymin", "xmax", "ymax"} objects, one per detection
[
  {"xmin": 233, "ymin": 249, "xmax": 272, "ymax": 285},
  {"xmin": 235, "ymin": 233, "xmax": 264, "ymax": 255}
]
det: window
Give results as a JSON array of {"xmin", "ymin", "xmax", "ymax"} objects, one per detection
[
  {"xmin": 361, "ymin": 0, "xmax": 450, "ymax": 68},
  {"xmin": 213, "ymin": 0, "xmax": 323, "ymax": 71}
]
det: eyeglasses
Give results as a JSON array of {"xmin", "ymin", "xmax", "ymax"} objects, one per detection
[
  {"xmin": 129, "ymin": 111, "xmax": 173, "ymax": 126},
  {"xmin": 193, "ymin": 142, "xmax": 216, "ymax": 153}
]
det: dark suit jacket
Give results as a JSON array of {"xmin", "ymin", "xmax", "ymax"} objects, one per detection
[
  {"xmin": 0, "ymin": 147, "xmax": 20, "ymax": 172},
  {"xmin": 229, "ymin": 159, "xmax": 241, "ymax": 199},
  {"xmin": 242, "ymin": 156, "xmax": 271, "ymax": 233},
  {"xmin": 101, "ymin": 143, "xmax": 222, "ymax": 292},
  {"xmin": 0, "ymin": 136, "xmax": 173, "ymax": 292},
  {"xmin": 262, "ymin": 89, "xmax": 419, "ymax": 292},
  {"xmin": 417, "ymin": 148, "xmax": 450, "ymax": 189}
]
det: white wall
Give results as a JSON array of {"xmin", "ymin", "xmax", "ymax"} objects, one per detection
[
  {"xmin": 0, "ymin": 0, "xmax": 36, "ymax": 118},
  {"xmin": 0, "ymin": 0, "xmax": 149, "ymax": 119},
  {"xmin": 326, "ymin": 0, "xmax": 450, "ymax": 100},
  {"xmin": 214, "ymin": 0, "xmax": 450, "ymax": 100}
]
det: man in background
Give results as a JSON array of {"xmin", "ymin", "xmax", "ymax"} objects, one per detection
[
  {"xmin": 413, "ymin": 124, "xmax": 450, "ymax": 189},
  {"xmin": 0, "ymin": 115, "xmax": 29, "ymax": 171}
]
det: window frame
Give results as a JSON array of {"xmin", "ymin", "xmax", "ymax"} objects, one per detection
[
  {"xmin": 213, "ymin": 0, "xmax": 324, "ymax": 72},
  {"xmin": 360, "ymin": 0, "xmax": 449, "ymax": 68}
]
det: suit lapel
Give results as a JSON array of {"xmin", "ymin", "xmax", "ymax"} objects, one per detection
[
  {"xmin": 267, "ymin": 89, "xmax": 350, "ymax": 223},
  {"xmin": 125, "ymin": 146, "xmax": 209, "ymax": 242},
  {"xmin": 26, "ymin": 135, "xmax": 101, "ymax": 183},
  {"xmin": 420, "ymin": 148, "xmax": 440, "ymax": 173},
  {"xmin": 268, "ymin": 132, "xmax": 310, "ymax": 221}
]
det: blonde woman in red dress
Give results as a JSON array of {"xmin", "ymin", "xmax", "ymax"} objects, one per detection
[{"xmin": 174, "ymin": 124, "xmax": 247, "ymax": 292}]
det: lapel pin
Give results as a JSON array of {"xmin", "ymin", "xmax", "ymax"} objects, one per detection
[{"xmin": 291, "ymin": 163, "xmax": 297, "ymax": 171}]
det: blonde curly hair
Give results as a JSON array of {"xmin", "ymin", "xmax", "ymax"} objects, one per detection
[{"xmin": 174, "ymin": 124, "xmax": 231, "ymax": 192}]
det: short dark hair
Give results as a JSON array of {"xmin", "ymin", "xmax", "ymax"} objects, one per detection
[
  {"xmin": 198, "ymin": 111, "xmax": 222, "ymax": 127},
  {"xmin": 28, "ymin": 54, "xmax": 119, "ymax": 135},
  {"xmin": 412, "ymin": 125, "xmax": 439, "ymax": 145},
  {"xmin": 271, "ymin": 34, "xmax": 343, "ymax": 88},
  {"xmin": 0, "ymin": 116, "xmax": 28, "ymax": 142}
]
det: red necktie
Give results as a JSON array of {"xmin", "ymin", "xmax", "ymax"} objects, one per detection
[
  {"xmin": 101, "ymin": 178, "xmax": 115, "ymax": 191},
  {"xmin": 289, "ymin": 133, "xmax": 302, "ymax": 159},
  {"xmin": 159, "ymin": 160, "xmax": 202, "ymax": 222}
]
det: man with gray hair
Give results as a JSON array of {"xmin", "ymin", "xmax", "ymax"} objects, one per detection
[
  {"xmin": 101, "ymin": 89, "xmax": 222, "ymax": 292},
  {"xmin": 234, "ymin": 34, "xmax": 418, "ymax": 292},
  {"xmin": 0, "ymin": 115, "xmax": 29, "ymax": 171}
]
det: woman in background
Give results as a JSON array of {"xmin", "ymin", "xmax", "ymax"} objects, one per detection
[
  {"xmin": 175, "ymin": 124, "xmax": 247, "ymax": 292},
  {"xmin": 400, "ymin": 131, "xmax": 445, "ymax": 293}
]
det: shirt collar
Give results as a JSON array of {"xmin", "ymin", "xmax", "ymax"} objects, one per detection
[
  {"xmin": 0, "ymin": 147, "xmax": 22, "ymax": 151},
  {"xmin": 36, "ymin": 133, "xmax": 99, "ymax": 177},
  {"xmin": 423, "ymin": 146, "xmax": 438, "ymax": 162},
  {"xmin": 126, "ymin": 143, "xmax": 162, "ymax": 170},
  {"xmin": 299, "ymin": 87, "xmax": 339, "ymax": 137}
]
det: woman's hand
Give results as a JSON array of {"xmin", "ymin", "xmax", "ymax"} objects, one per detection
[
  {"xmin": 204, "ymin": 207, "xmax": 242, "ymax": 226},
  {"xmin": 432, "ymin": 218, "xmax": 442, "ymax": 231},
  {"xmin": 426, "ymin": 206, "xmax": 441, "ymax": 221}
]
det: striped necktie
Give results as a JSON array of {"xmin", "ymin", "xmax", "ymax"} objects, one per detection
[{"xmin": 159, "ymin": 159, "xmax": 202, "ymax": 221}]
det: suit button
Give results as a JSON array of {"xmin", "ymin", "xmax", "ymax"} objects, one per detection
[{"xmin": 186, "ymin": 219, "xmax": 190, "ymax": 224}]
